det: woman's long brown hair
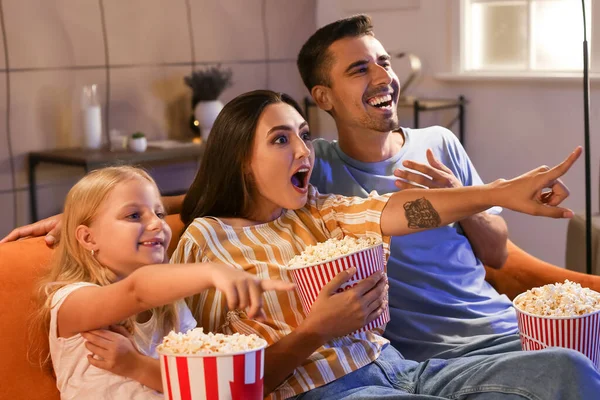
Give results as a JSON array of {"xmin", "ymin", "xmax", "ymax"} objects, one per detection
[{"xmin": 180, "ymin": 90, "xmax": 305, "ymax": 228}]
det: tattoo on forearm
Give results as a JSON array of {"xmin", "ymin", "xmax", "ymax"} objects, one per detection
[{"xmin": 403, "ymin": 197, "xmax": 441, "ymax": 229}]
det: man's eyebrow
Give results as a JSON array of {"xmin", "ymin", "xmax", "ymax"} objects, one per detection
[
  {"xmin": 345, "ymin": 55, "xmax": 391, "ymax": 74},
  {"xmin": 344, "ymin": 59, "xmax": 369, "ymax": 74},
  {"xmin": 267, "ymin": 121, "xmax": 308, "ymax": 136}
]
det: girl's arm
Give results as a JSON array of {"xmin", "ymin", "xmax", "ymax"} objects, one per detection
[
  {"xmin": 263, "ymin": 267, "xmax": 388, "ymax": 395},
  {"xmin": 58, "ymin": 263, "xmax": 294, "ymax": 338},
  {"xmin": 130, "ymin": 357, "xmax": 162, "ymax": 392},
  {"xmin": 381, "ymin": 147, "xmax": 581, "ymax": 237}
]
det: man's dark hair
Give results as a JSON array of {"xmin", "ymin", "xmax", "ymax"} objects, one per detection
[
  {"xmin": 180, "ymin": 90, "xmax": 305, "ymax": 227},
  {"xmin": 297, "ymin": 14, "xmax": 373, "ymax": 91}
]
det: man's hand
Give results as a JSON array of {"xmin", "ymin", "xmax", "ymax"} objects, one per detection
[
  {"xmin": 493, "ymin": 147, "xmax": 580, "ymax": 218},
  {"xmin": 0, "ymin": 214, "xmax": 62, "ymax": 246},
  {"xmin": 394, "ymin": 148, "xmax": 510, "ymax": 268},
  {"xmin": 394, "ymin": 149, "xmax": 461, "ymax": 190}
]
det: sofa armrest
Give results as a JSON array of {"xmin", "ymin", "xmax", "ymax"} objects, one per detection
[
  {"xmin": 485, "ymin": 239, "xmax": 600, "ymax": 300},
  {"xmin": 0, "ymin": 237, "xmax": 59, "ymax": 399}
]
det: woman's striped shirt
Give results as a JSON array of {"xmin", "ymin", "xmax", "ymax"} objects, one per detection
[{"xmin": 171, "ymin": 185, "xmax": 392, "ymax": 399}]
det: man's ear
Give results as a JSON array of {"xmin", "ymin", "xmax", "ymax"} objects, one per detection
[
  {"xmin": 311, "ymin": 85, "xmax": 333, "ymax": 112},
  {"xmin": 75, "ymin": 224, "xmax": 96, "ymax": 252}
]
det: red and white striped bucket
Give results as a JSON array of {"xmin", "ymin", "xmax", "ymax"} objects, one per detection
[
  {"xmin": 158, "ymin": 344, "xmax": 267, "ymax": 400},
  {"xmin": 513, "ymin": 293, "xmax": 600, "ymax": 369},
  {"xmin": 289, "ymin": 243, "xmax": 389, "ymax": 333}
]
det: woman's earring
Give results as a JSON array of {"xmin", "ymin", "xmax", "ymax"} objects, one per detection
[{"xmin": 91, "ymin": 249, "xmax": 95, "ymax": 257}]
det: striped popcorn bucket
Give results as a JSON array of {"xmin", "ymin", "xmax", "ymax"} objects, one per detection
[
  {"xmin": 289, "ymin": 243, "xmax": 389, "ymax": 333},
  {"xmin": 158, "ymin": 344, "xmax": 267, "ymax": 400},
  {"xmin": 513, "ymin": 294, "xmax": 600, "ymax": 369}
]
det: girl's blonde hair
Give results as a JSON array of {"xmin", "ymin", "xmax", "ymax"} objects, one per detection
[{"xmin": 31, "ymin": 166, "xmax": 179, "ymax": 368}]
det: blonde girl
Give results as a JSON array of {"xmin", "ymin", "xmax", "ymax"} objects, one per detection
[{"xmin": 34, "ymin": 166, "xmax": 292, "ymax": 399}]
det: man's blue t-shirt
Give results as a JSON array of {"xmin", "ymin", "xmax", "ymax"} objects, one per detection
[{"xmin": 311, "ymin": 126, "xmax": 518, "ymax": 361}]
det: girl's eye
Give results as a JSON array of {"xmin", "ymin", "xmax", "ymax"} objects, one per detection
[
  {"xmin": 156, "ymin": 211, "xmax": 166, "ymax": 219},
  {"xmin": 127, "ymin": 212, "xmax": 140, "ymax": 220},
  {"xmin": 274, "ymin": 135, "xmax": 288, "ymax": 144},
  {"xmin": 301, "ymin": 131, "xmax": 312, "ymax": 141}
]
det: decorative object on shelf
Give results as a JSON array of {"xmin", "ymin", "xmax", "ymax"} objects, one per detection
[
  {"xmin": 81, "ymin": 84, "xmax": 103, "ymax": 149},
  {"xmin": 184, "ymin": 64, "xmax": 233, "ymax": 141},
  {"xmin": 128, "ymin": 131, "xmax": 147, "ymax": 153},
  {"xmin": 109, "ymin": 128, "xmax": 127, "ymax": 151}
]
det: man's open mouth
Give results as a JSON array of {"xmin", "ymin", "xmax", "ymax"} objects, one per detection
[
  {"xmin": 291, "ymin": 167, "xmax": 310, "ymax": 189},
  {"xmin": 366, "ymin": 93, "xmax": 393, "ymax": 109}
]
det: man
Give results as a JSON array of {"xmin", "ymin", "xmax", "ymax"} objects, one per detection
[{"xmin": 299, "ymin": 14, "xmax": 526, "ymax": 362}]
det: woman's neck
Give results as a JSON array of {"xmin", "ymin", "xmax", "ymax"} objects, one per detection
[{"xmin": 218, "ymin": 207, "xmax": 284, "ymax": 228}]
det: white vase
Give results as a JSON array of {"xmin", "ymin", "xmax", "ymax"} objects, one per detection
[
  {"xmin": 129, "ymin": 137, "xmax": 147, "ymax": 152},
  {"xmin": 194, "ymin": 100, "xmax": 224, "ymax": 141}
]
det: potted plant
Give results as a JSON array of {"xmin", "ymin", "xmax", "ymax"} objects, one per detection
[
  {"xmin": 129, "ymin": 131, "xmax": 147, "ymax": 153},
  {"xmin": 184, "ymin": 65, "xmax": 233, "ymax": 141}
]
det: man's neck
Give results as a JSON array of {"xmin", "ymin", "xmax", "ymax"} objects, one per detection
[{"xmin": 336, "ymin": 126, "xmax": 405, "ymax": 163}]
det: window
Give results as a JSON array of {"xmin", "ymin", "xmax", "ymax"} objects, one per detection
[{"xmin": 463, "ymin": 0, "xmax": 592, "ymax": 73}]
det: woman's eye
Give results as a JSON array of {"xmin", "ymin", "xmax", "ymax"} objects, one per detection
[
  {"xmin": 301, "ymin": 131, "xmax": 312, "ymax": 141},
  {"xmin": 274, "ymin": 135, "xmax": 288, "ymax": 144}
]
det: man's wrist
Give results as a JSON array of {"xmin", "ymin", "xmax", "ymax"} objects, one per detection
[{"xmin": 481, "ymin": 181, "xmax": 504, "ymax": 210}]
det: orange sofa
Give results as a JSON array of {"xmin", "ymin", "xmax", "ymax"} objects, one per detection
[{"xmin": 1, "ymin": 214, "xmax": 599, "ymax": 400}]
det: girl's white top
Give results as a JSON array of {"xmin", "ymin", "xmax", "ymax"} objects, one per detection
[{"xmin": 49, "ymin": 282, "xmax": 196, "ymax": 399}]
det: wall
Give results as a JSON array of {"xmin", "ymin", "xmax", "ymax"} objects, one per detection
[
  {"xmin": 315, "ymin": 0, "xmax": 599, "ymax": 268},
  {"xmin": 0, "ymin": 0, "xmax": 315, "ymax": 237}
]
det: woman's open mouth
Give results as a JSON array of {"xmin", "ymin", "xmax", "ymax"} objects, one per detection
[{"xmin": 291, "ymin": 167, "xmax": 310, "ymax": 192}]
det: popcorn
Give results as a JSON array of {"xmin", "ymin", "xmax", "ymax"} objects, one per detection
[
  {"xmin": 288, "ymin": 236, "xmax": 381, "ymax": 268},
  {"xmin": 157, "ymin": 328, "xmax": 267, "ymax": 355},
  {"xmin": 514, "ymin": 280, "xmax": 600, "ymax": 317}
]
